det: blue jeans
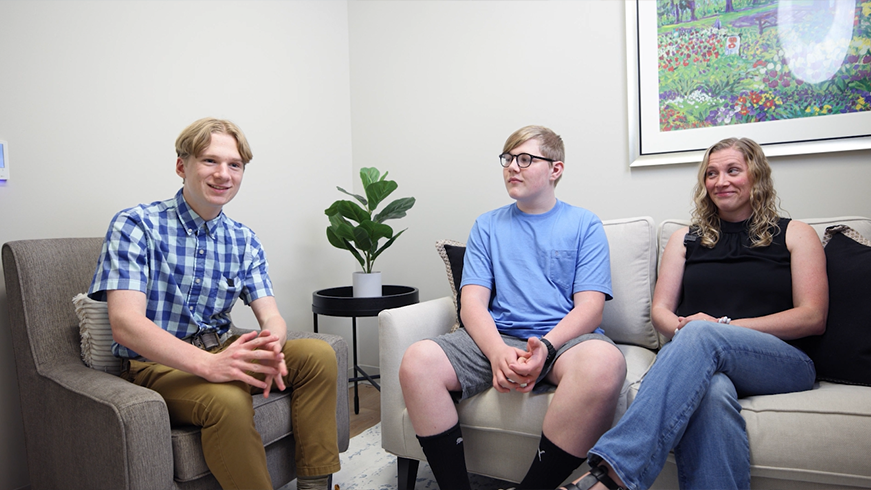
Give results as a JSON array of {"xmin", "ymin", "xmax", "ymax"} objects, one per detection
[{"xmin": 588, "ymin": 321, "xmax": 816, "ymax": 490}]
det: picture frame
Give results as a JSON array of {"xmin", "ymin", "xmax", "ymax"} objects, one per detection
[{"xmin": 626, "ymin": 0, "xmax": 871, "ymax": 167}]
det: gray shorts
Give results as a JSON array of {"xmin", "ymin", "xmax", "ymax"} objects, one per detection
[{"xmin": 430, "ymin": 328, "xmax": 616, "ymax": 402}]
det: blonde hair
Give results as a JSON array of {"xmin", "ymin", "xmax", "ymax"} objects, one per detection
[
  {"xmin": 691, "ymin": 137, "xmax": 781, "ymax": 248},
  {"xmin": 503, "ymin": 125, "xmax": 564, "ymax": 185},
  {"xmin": 175, "ymin": 118, "xmax": 253, "ymax": 165}
]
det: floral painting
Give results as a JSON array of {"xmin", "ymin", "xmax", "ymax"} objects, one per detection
[{"xmin": 656, "ymin": 0, "xmax": 871, "ymax": 132}]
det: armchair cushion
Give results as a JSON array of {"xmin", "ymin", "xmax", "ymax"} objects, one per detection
[{"xmin": 72, "ymin": 292, "xmax": 122, "ymax": 376}]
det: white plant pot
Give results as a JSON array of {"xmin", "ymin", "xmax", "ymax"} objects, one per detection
[{"xmin": 352, "ymin": 271, "xmax": 382, "ymax": 298}]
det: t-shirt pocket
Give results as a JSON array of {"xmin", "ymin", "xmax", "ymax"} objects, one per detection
[{"xmin": 549, "ymin": 250, "xmax": 577, "ymax": 290}]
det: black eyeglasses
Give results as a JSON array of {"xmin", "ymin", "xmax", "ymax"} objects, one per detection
[{"xmin": 499, "ymin": 152, "xmax": 555, "ymax": 168}]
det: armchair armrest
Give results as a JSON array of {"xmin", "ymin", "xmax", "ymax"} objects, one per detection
[
  {"xmin": 379, "ymin": 296, "xmax": 455, "ymax": 454},
  {"xmin": 34, "ymin": 361, "xmax": 175, "ymax": 490}
]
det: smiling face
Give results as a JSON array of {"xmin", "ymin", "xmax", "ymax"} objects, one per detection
[
  {"xmin": 704, "ymin": 147, "xmax": 753, "ymax": 222},
  {"xmin": 176, "ymin": 132, "xmax": 245, "ymax": 221},
  {"xmin": 503, "ymin": 138, "xmax": 563, "ymax": 214}
]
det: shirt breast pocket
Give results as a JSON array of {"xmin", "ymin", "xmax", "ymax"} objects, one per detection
[
  {"xmin": 213, "ymin": 275, "xmax": 242, "ymax": 311},
  {"xmin": 549, "ymin": 250, "xmax": 577, "ymax": 290}
]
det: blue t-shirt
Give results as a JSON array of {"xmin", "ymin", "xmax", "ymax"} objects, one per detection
[{"xmin": 460, "ymin": 200, "xmax": 612, "ymax": 339}]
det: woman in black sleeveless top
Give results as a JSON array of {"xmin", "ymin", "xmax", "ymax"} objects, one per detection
[{"xmin": 559, "ymin": 138, "xmax": 827, "ymax": 490}]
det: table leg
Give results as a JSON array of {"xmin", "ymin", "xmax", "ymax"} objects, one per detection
[
  {"xmin": 313, "ymin": 312, "xmax": 319, "ymax": 333},
  {"xmin": 352, "ymin": 316, "xmax": 359, "ymax": 415}
]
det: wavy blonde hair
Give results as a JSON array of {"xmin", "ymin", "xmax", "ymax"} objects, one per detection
[
  {"xmin": 175, "ymin": 118, "xmax": 253, "ymax": 165},
  {"xmin": 691, "ymin": 137, "xmax": 781, "ymax": 248}
]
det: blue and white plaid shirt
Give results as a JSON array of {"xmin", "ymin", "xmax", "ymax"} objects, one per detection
[{"xmin": 89, "ymin": 189, "xmax": 274, "ymax": 359}]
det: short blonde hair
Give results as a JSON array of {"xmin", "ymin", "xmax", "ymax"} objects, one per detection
[
  {"xmin": 503, "ymin": 125, "xmax": 564, "ymax": 185},
  {"xmin": 175, "ymin": 118, "xmax": 253, "ymax": 165},
  {"xmin": 691, "ymin": 137, "xmax": 781, "ymax": 248}
]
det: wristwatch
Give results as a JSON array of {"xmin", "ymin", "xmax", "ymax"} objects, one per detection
[{"xmin": 540, "ymin": 337, "xmax": 557, "ymax": 370}]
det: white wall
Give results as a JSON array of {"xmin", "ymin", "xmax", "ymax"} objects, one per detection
[{"xmin": 1, "ymin": 1, "xmax": 869, "ymax": 489}]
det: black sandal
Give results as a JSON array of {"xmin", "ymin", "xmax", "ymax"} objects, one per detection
[{"xmin": 561, "ymin": 456, "xmax": 626, "ymax": 490}]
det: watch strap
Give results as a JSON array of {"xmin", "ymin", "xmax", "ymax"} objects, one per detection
[{"xmin": 540, "ymin": 337, "xmax": 557, "ymax": 370}]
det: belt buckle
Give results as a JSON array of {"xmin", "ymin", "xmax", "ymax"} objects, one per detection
[{"xmin": 200, "ymin": 331, "xmax": 220, "ymax": 350}]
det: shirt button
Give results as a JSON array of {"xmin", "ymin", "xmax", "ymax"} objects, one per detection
[
  {"xmin": 195, "ymin": 278, "xmax": 201, "ymax": 284},
  {"xmin": 199, "ymin": 250, "xmax": 204, "ymax": 255},
  {"xmin": 189, "ymin": 306, "xmax": 194, "ymax": 311}
]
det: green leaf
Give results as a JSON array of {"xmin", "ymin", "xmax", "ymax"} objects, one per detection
[
  {"xmin": 347, "ymin": 244, "xmax": 365, "ymax": 270},
  {"xmin": 365, "ymin": 180, "xmax": 398, "ymax": 212},
  {"xmin": 361, "ymin": 220, "xmax": 394, "ymax": 241},
  {"xmin": 325, "ymin": 226, "xmax": 349, "ymax": 250},
  {"xmin": 326, "ymin": 227, "xmax": 365, "ymax": 269},
  {"xmin": 360, "ymin": 167, "xmax": 380, "ymax": 189},
  {"xmin": 374, "ymin": 197, "xmax": 415, "ymax": 223},
  {"xmin": 371, "ymin": 228, "xmax": 406, "ymax": 262},
  {"xmin": 335, "ymin": 186, "xmax": 367, "ymax": 207},
  {"xmin": 352, "ymin": 226, "xmax": 374, "ymax": 253},
  {"xmin": 328, "ymin": 214, "xmax": 356, "ymax": 240},
  {"xmin": 325, "ymin": 200, "xmax": 370, "ymax": 224}
]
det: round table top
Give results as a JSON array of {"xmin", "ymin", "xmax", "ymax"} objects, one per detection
[{"xmin": 312, "ymin": 285, "xmax": 419, "ymax": 317}]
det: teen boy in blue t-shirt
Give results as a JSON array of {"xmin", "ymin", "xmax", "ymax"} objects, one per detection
[{"xmin": 399, "ymin": 125, "xmax": 627, "ymax": 489}]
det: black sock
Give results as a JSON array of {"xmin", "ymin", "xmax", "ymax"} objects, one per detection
[
  {"xmin": 517, "ymin": 432, "xmax": 585, "ymax": 489},
  {"xmin": 417, "ymin": 422, "xmax": 471, "ymax": 490}
]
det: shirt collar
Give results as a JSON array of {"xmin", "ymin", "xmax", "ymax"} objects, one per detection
[{"xmin": 173, "ymin": 189, "xmax": 222, "ymax": 237}]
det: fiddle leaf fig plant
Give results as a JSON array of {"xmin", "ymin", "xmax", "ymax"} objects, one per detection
[{"xmin": 325, "ymin": 167, "xmax": 416, "ymax": 273}]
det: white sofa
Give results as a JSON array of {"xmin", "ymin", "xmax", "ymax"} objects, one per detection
[{"xmin": 379, "ymin": 216, "xmax": 871, "ymax": 490}]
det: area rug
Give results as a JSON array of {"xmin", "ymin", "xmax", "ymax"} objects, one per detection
[{"xmin": 280, "ymin": 423, "xmax": 515, "ymax": 490}]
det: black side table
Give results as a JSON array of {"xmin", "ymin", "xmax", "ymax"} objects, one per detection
[{"xmin": 312, "ymin": 285, "xmax": 419, "ymax": 414}]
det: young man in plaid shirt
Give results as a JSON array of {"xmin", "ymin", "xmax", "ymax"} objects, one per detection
[{"xmin": 89, "ymin": 118, "xmax": 339, "ymax": 490}]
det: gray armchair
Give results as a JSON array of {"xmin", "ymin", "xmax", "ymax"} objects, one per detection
[{"xmin": 2, "ymin": 237, "xmax": 350, "ymax": 490}]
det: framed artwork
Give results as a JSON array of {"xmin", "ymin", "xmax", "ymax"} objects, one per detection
[{"xmin": 626, "ymin": 0, "xmax": 871, "ymax": 167}]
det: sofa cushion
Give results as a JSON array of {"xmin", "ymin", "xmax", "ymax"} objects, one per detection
[
  {"xmin": 739, "ymin": 381, "xmax": 871, "ymax": 486},
  {"xmin": 72, "ymin": 293, "xmax": 122, "ymax": 376},
  {"xmin": 802, "ymin": 226, "xmax": 871, "ymax": 386},
  {"xmin": 601, "ymin": 217, "xmax": 661, "ymax": 350}
]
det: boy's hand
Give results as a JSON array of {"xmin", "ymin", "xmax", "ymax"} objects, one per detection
[
  {"xmin": 507, "ymin": 337, "xmax": 548, "ymax": 392},
  {"xmin": 489, "ymin": 344, "xmax": 534, "ymax": 393}
]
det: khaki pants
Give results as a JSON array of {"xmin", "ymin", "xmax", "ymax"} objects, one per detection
[{"xmin": 124, "ymin": 337, "xmax": 340, "ymax": 490}]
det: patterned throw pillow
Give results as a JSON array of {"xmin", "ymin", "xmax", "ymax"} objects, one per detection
[
  {"xmin": 72, "ymin": 293, "xmax": 122, "ymax": 376},
  {"xmin": 435, "ymin": 240, "xmax": 465, "ymax": 333}
]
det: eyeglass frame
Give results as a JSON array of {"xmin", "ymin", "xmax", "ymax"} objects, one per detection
[{"xmin": 499, "ymin": 152, "xmax": 556, "ymax": 168}]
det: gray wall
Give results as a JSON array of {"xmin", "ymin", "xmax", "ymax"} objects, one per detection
[{"xmin": 1, "ymin": 1, "xmax": 869, "ymax": 489}]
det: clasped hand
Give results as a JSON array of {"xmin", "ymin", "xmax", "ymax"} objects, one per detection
[
  {"xmin": 202, "ymin": 330, "xmax": 288, "ymax": 397},
  {"xmin": 675, "ymin": 312, "xmax": 718, "ymax": 331},
  {"xmin": 491, "ymin": 337, "xmax": 548, "ymax": 393}
]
